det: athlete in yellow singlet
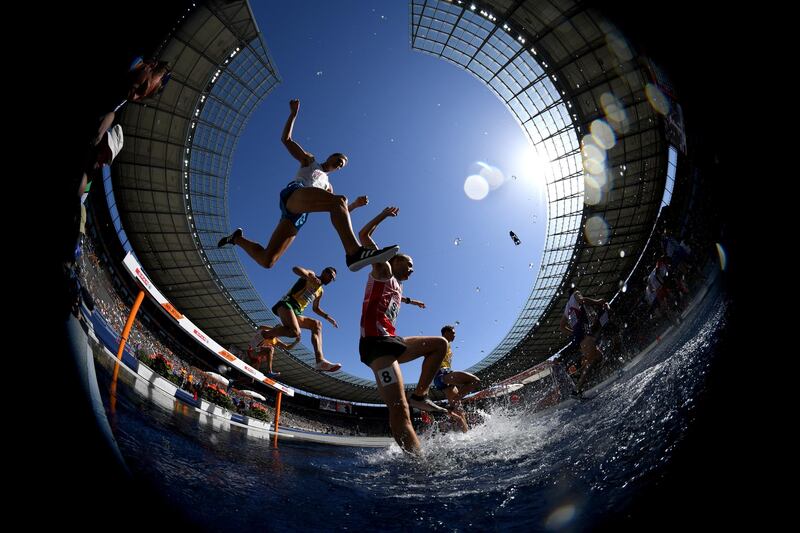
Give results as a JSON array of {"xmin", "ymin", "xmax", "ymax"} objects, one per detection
[
  {"xmin": 431, "ymin": 325, "xmax": 481, "ymax": 432},
  {"xmin": 259, "ymin": 265, "xmax": 343, "ymax": 372}
]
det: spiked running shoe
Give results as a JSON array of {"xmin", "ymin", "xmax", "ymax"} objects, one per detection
[
  {"xmin": 315, "ymin": 360, "xmax": 342, "ymax": 372},
  {"xmin": 218, "ymin": 228, "xmax": 242, "ymax": 248},
  {"xmin": 408, "ymin": 393, "xmax": 448, "ymax": 413},
  {"xmin": 346, "ymin": 244, "xmax": 400, "ymax": 272}
]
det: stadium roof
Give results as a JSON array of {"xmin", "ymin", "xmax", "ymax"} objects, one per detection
[
  {"xmin": 410, "ymin": 0, "xmax": 677, "ymax": 385},
  {"xmin": 111, "ymin": 0, "xmax": 679, "ymax": 402}
]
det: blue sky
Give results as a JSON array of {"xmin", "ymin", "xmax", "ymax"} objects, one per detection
[{"xmin": 229, "ymin": 1, "xmax": 548, "ymax": 382}]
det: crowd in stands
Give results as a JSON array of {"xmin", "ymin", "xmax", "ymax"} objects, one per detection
[
  {"xmin": 555, "ymin": 180, "xmax": 721, "ymax": 393},
  {"xmin": 65, "ymin": 50, "xmax": 722, "ymax": 434},
  {"xmin": 77, "ymin": 233, "xmax": 384, "ymax": 435},
  {"xmin": 58, "ymin": 49, "xmax": 391, "ymax": 440},
  {"xmin": 76, "ymin": 200, "xmax": 717, "ymax": 436}
]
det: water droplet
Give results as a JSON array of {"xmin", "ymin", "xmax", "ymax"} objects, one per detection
[
  {"xmin": 455, "ymin": 320, "xmax": 460, "ymax": 325},
  {"xmin": 475, "ymin": 287, "xmax": 480, "ymax": 293},
  {"xmin": 512, "ymin": 175, "xmax": 517, "ymax": 180},
  {"xmin": 454, "ymin": 237, "xmax": 461, "ymax": 246},
  {"xmin": 529, "ymin": 263, "xmax": 534, "ymax": 269},
  {"xmin": 316, "ymin": 71, "xmax": 323, "ymax": 76},
  {"xmin": 620, "ymin": 250, "xmax": 626, "ymax": 258}
]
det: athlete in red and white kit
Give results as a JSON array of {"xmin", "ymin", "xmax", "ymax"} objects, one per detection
[{"xmin": 357, "ymin": 206, "xmax": 451, "ymax": 454}]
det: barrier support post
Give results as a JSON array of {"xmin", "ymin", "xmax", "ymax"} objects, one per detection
[
  {"xmin": 111, "ymin": 290, "xmax": 145, "ymax": 412},
  {"xmin": 272, "ymin": 391, "xmax": 283, "ymax": 448}
]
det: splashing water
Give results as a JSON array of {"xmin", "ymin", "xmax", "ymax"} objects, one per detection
[
  {"xmin": 101, "ymin": 281, "xmax": 728, "ymax": 531},
  {"xmin": 320, "ymin": 290, "xmax": 728, "ymax": 526}
]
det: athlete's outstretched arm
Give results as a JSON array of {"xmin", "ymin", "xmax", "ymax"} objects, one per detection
[
  {"xmin": 281, "ymin": 99, "xmax": 314, "ymax": 165},
  {"xmin": 348, "ymin": 195, "xmax": 369, "ymax": 212},
  {"xmin": 312, "ymin": 292, "xmax": 338, "ymax": 328},
  {"xmin": 401, "ymin": 296, "xmax": 426, "ymax": 309},
  {"xmin": 358, "ymin": 206, "xmax": 399, "ymax": 250},
  {"xmin": 359, "ymin": 207, "xmax": 398, "ymax": 281},
  {"xmin": 292, "ymin": 265, "xmax": 319, "ymax": 283}
]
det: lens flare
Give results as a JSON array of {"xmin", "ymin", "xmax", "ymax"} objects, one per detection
[
  {"xmin": 581, "ymin": 134, "xmax": 607, "ymax": 177},
  {"xmin": 475, "ymin": 161, "xmax": 505, "ymax": 190},
  {"xmin": 464, "ymin": 174, "xmax": 489, "ymax": 200},
  {"xmin": 715, "ymin": 242, "xmax": 727, "ymax": 271},
  {"xmin": 600, "ymin": 92, "xmax": 628, "ymax": 133},
  {"xmin": 590, "ymin": 119, "xmax": 616, "ymax": 150},
  {"xmin": 584, "ymin": 215, "xmax": 610, "ymax": 246},
  {"xmin": 645, "ymin": 83, "xmax": 670, "ymax": 115},
  {"xmin": 584, "ymin": 175, "xmax": 603, "ymax": 206},
  {"xmin": 545, "ymin": 503, "xmax": 577, "ymax": 529},
  {"xmin": 606, "ymin": 31, "xmax": 633, "ymax": 62}
]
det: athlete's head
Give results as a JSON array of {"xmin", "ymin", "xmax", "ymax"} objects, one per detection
[
  {"xmin": 441, "ymin": 325, "xmax": 456, "ymax": 342},
  {"xmin": 320, "ymin": 266, "xmax": 337, "ymax": 285},
  {"xmin": 389, "ymin": 253, "xmax": 414, "ymax": 281},
  {"xmin": 323, "ymin": 153, "xmax": 348, "ymax": 172}
]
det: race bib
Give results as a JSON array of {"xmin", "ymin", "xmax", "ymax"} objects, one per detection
[{"xmin": 376, "ymin": 365, "xmax": 398, "ymax": 387}]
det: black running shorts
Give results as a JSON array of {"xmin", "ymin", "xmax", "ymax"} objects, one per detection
[{"xmin": 359, "ymin": 335, "xmax": 407, "ymax": 367}]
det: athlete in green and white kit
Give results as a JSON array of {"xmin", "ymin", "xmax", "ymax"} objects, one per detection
[{"xmin": 261, "ymin": 265, "xmax": 342, "ymax": 372}]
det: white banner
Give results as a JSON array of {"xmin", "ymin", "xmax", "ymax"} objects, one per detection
[{"xmin": 122, "ymin": 252, "xmax": 294, "ymax": 396}]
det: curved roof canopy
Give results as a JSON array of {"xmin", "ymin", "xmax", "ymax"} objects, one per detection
[
  {"xmin": 112, "ymin": 0, "xmax": 678, "ymax": 403},
  {"xmin": 410, "ymin": 0, "xmax": 674, "ymax": 385}
]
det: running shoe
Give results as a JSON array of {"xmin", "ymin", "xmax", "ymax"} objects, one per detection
[
  {"xmin": 408, "ymin": 393, "xmax": 448, "ymax": 413},
  {"xmin": 315, "ymin": 360, "xmax": 342, "ymax": 372},
  {"xmin": 217, "ymin": 228, "xmax": 242, "ymax": 248},
  {"xmin": 345, "ymin": 244, "xmax": 400, "ymax": 272}
]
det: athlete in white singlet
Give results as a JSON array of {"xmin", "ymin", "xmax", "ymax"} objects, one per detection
[{"xmin": 217, "ymin": 99, "xmax": 399, "ymax": 272}]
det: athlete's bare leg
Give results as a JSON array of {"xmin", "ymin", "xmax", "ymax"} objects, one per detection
[
  {"xmin": 444, "ymin": 386, "xmax": 469, "ymax": 432},
  {"xmin": 296, "ymin": 315, "xmax": 334, "ymax": 366},
  {"xmin": 233, "ymin": 219, "xmax": 297, "ymax": 269},
  {"xmin": 575, "ymin": 337, "xmax": 602, "ymax": 393},
  {"xmin": 442, "ymin": 371, "xmax": 481, "ymax": 397},
  {"xmin": 395, "ymin": 336, "xmax": 448, "ymax": 396},
  {"xmin": 369, "ymin": 356, "xmax": 420, "ymax": 453},
  {"xmin": 261, "ymin": 305, "xmax": 301, "ymax": 339},
  {"xmin": 285, "ymin": 187, "xmax": 360, "ymax": 254}
]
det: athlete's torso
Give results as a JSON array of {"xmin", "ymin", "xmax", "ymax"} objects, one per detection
[{"xmin": 360, "ymin": 273, "xmax": 402, "ymax": 337}]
